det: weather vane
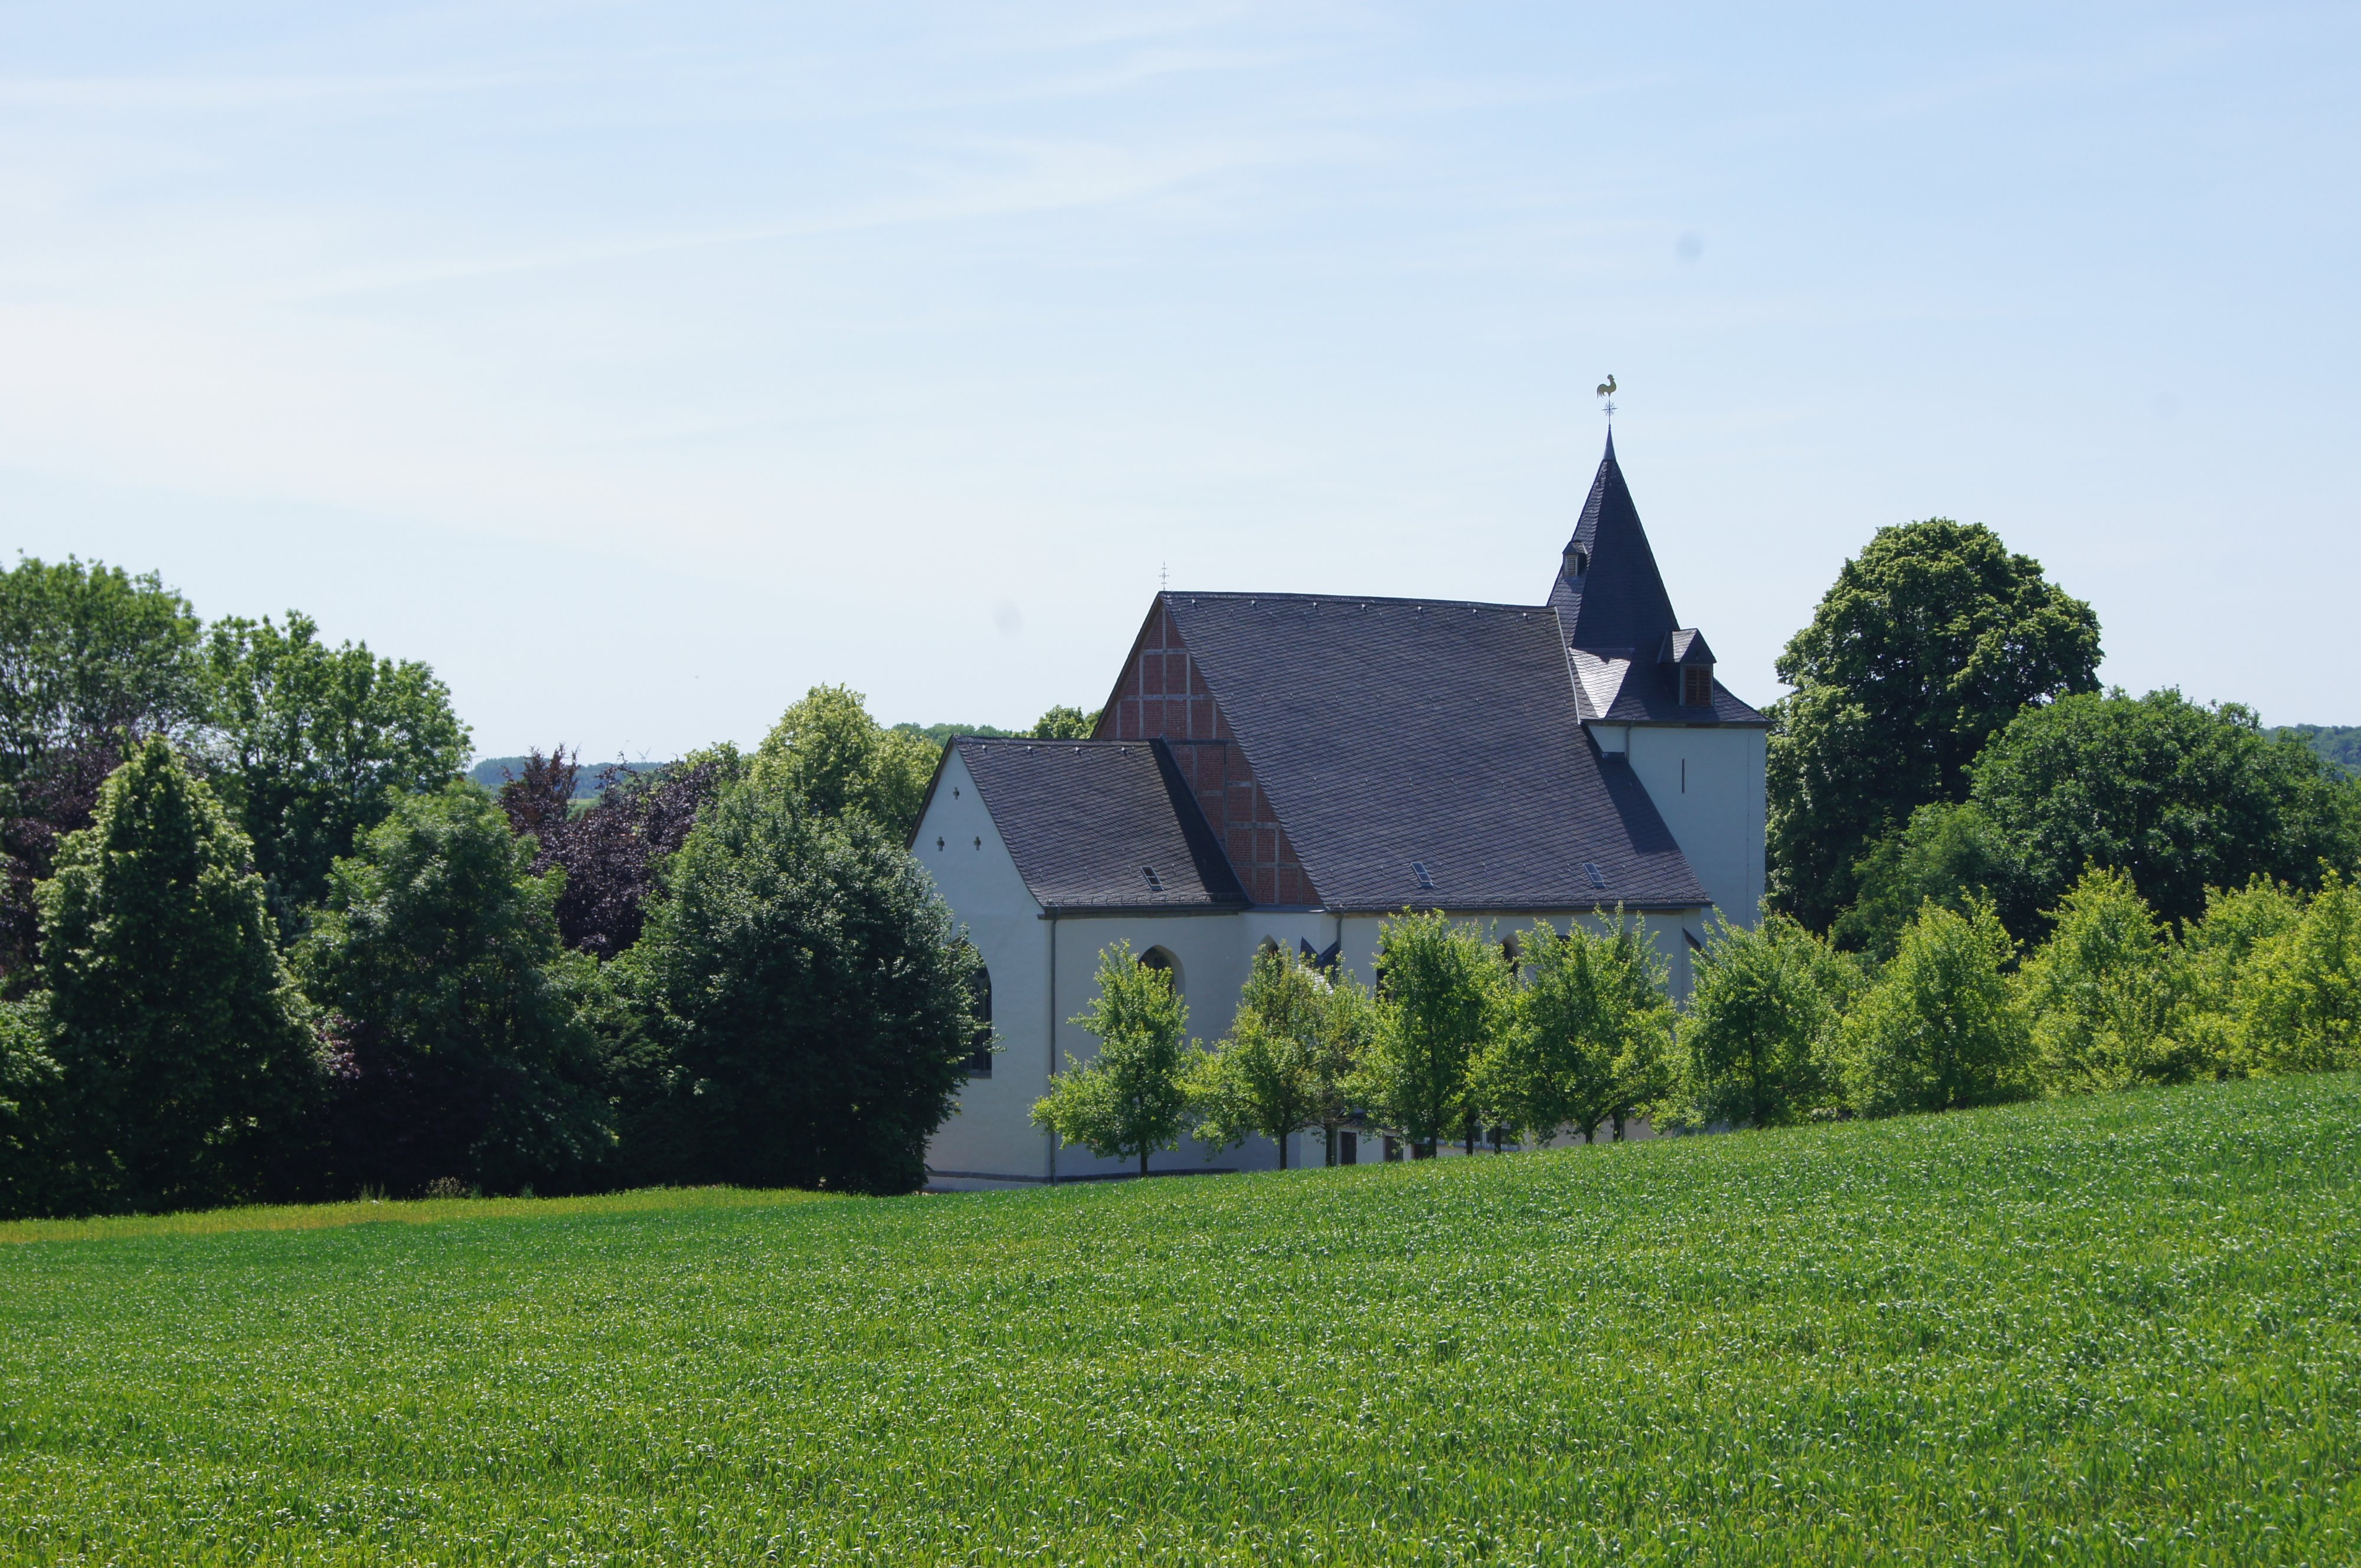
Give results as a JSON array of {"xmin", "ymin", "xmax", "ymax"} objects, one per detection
[{"xmin": 1596, "ymin": 373, "xmax": 1617, "ymax": 422}]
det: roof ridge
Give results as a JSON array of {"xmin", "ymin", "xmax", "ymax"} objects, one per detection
[{"xmin": 1162, "ymin": 589, "xmax": 1544, "ymax": 614}]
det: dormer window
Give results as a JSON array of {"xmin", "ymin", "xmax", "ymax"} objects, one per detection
[
  {"xmin": 1682, "ymin": 664, "xmax": 1714, "ymax": 706},
  {"xmin": 1565, "ymin": 546, "xmax": 1590, "ymax": 578}
]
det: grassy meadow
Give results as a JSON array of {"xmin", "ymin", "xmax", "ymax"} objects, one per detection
[{"xmin": 2, "ymin": 1076, "xmax": 2357, "ymax": 1566}]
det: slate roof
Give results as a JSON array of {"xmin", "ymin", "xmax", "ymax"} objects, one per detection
[
  {"xmin": 1548, "ymin": 430, "xmax": 1679, "ymax": 659},
  {"xmin": 1155, "ymin": 592, "xmax": 1711, "ymax": 912},
  {"xmin": 954, "ymin": 737, "xmax": 1248, "ymax": 912}
]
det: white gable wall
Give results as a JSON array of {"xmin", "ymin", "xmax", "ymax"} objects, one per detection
[{"xmin": 911, "ymin": 748, "xmax": 1054, "ymax": 1185}]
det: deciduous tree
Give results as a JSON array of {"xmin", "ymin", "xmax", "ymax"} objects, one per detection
[
  {"xmin": 1191, "ymin": 944, "xmax": 1330, "ymax": 1168},
  {"xmin": 1356, "ymin": 912, "xmax": 1504, "ymax": 1157},
  {"xmin": 1834, "ymin": 900, "xmax": 2029, "ymax": 1117},
  {"xmin": 1768, "ymin": 521, "xmax": 2099, "ymax": 929},
  {"xmin": 1033, "ymin": 941, "xmax": 1196, "ymax": 1176},
  {"xmin": 2018, "ymin": 868, "xmax": 2201, "ymax": 1094},
  {"xmin": 2229, "ymin": 873, "xmax": 2361, "ymax": 1076},
  {"xmin": 204, "ymin": 612, "xmax": 468, "ymax": 934},
  {"xmin": 619, "ymin": 778, "xmax": 979, "ymax": 1194},
  {"xmin": 1673, "ymin": 914, "xmax": 1854, "ymax": 1128},
  {"xmin": 753, "ymin": 685, "xmax": 938, "ymax": 840},
  {"xmin": 297, "ymin": 783, "xmax": 612, "ymax": 1197}
]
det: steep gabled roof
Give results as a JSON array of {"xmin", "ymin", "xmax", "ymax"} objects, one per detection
[
  {"xmin": 1548, "ymin": 431, "xmax": 1680, "ymax": 659},
  {"xmin": 956, "ymin": 737, "xmax": 1248, "ymax": 912},
  {"xmin": 1153, "ymin": 592, "xmax": 1709, "ymax": 912}
]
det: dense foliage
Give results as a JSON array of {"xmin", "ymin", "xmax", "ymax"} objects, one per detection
[
  {"xmin": 617, "ymin": 777, "xmax": 980, "ymax": 1194},
  {"xmin": 1355, "ymin": 911, "xmax": 1506, "ymax": 1155},
  {"xmin": 751, "ymin": 683, "xmax": 940, "ymax": 840},
  {"xmin": 1189, "ymin": 943, "xmax": 1361, "ymax": 1167},
  {"xmin": 1840, "ymin": 689, "xmax": 2361, "ymax": 954},
  {"xmin": 296, "ymin": 784, "xmax": 613, "ymax": 1199},
  {"xmin": 1768, "ymin": 519, "xmax": 2100, "ymax": 929},
  {"xmin": 31, "ymin": 738, "xmax": 319, "ymax": 1215},
  {"xmin": 498, "ymin": 747, "xmax": 732, "ymax": 959},
  {"xmin": 204, "ymin": 612, "xmax": 470, "ymax": 934},
  {"xmin": 6, "ymin": 1074, "xmax": 2359, "ymax": 1564}
]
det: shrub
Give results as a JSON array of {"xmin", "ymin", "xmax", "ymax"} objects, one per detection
[
  {"xmin": 2018, "ymin": 868, "xmax": 2204, "ymax": 1093},
  {"xmin": 1834, "ymin": 899, "xmax": 2029, "ymax": 1117},
  {"xmin": 2231, "ymin": 872, "xmax": 2361, "ymax": 1075}
]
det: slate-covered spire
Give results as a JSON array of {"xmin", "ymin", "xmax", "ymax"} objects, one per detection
[{"xmin": 1548, "ymin": 431, "xmax": 1680, "ymax": 658}]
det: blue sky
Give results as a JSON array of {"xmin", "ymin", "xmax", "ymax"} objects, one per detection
[{"xmin": 4, "ymin": 2, "xmax": 2355, "ymax": 761}]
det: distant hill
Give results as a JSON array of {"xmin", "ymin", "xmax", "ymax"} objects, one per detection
[
  {"xmin": 2270, "ymin": 725, "xmax": 2361, "ymax": 778},
  {"xmin": 467, "ymin": 757, "xmax": 669, "ymax": 798},
  {"xmin": 892, "ymin": 722, "xmax": 1019, "ymax": 746}
]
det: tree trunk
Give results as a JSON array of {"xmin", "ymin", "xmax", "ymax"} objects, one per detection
[
  {"xmin": 1139, "ymin": 1148, "xmax": 1149, "ymax": 1177},
  {"xmin": 1325, "ymin": 1125, "xmax": 1338, "ymax": 1166},
  {"xmin": 1412, "ymin": 1141, "xmax": 1435, "ymax": 1160},
  {"xmin": 1278, "ymin": 1132, "xmax": 1289, "ymax": 1170},
  {"xmin": 1610, "ymin": 1110, "xmax": 1626, "ymax": 1142}
]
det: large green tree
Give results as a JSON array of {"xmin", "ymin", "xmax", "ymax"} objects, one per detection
[
  {"xmin": 296, "ymin": 784, "xmax": 613, "ymax": 1198},
  {"xmin": 619, "ymin": 778, "xmax": 979, "ymax": 1194},
  {"xmin": 34, "ymin": 738, "xmax": 319, "ymax": 1213},
  {"xmin": 1970, "ymin": 690, "xmax": 2359, "ymax": 931},
  {"xmin": 0, "ymin": 558, "xmax": 210, "ymax": 982},
  {"xmin": 0, "ymin": 556, "xmax": 207, "ymax": 784},
  {"xmin": 753, "ymin": 685, "xmax": 939, "ymax": 840},
  {"xmin": 204, "ymin": 613, "xmax": 469, "ymax": 933},
  {"xmin": 1768, "ymin": 520, "xmax": 2100, "ymax": 929},
  {"xmin": 1477, "ymin": 915, "xmax": 1672, "ymax": 1146}
]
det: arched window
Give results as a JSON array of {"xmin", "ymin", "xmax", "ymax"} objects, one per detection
[
  {"xmin": 964, "ymin": 959, "xmax": 993, "ymax": 1078},
  {"xmin": 1137, "ymin": 945, "xmax": 1181, "ymax": 998}
]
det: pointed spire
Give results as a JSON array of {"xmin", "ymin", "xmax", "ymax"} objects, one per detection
[{"xmin": 1548, "ymin": 434, "xmax": 1679, "ymax": 659}]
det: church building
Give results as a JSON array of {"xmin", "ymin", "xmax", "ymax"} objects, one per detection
[{"xmin": 912, "ymin": 436, "xmax": 1767, "ymax": 1188}]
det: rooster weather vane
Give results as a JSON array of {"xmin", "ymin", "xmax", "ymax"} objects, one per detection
[{"xmin": 1596, "ymin": 374, "xmax": 1617, "ymax": 422}]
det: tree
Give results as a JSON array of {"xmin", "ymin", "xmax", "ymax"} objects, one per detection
[
  {"xmin": 1028, "ymin": 706, "xmax": 1100, "ymax": 740},
  {"xmin": 1674, "ymin": 914, "xmax": 1855, "ymax": 1129},
  {"xmin": 1833, "ymin": 899, "xmax": 2030, "ymax": 1117},
  {"xmin": 0, "ymin": 998, "xmax": 58, "ymax": 1219},
  {"xmin": 1768, "ymin": 520, "xmax": 2100, "ymax": 929},
  {"xmin": 618, "ymin": 778, "xmax": 980, "ymax": 1194},
  {"xmin": 2179, "ymin": 877, "xmax": 2306, "ymax": 1069},
  {"xmin": 1032, "ymin": 941, "xmax": 1196, "ymax": 1177},
  {"xmin": 1964, "ymin": 689, "xmax": 2361, "ymax": 932},
  {"xmin": 296, "ymin": 784, "xmax": 613, "ymax": 1198},
  {"xmin": 34, "ymin": 738, "xmax": 319, "ymax": 1213},
  {"xmin": 0, "ymin": 558, "xmax": 208, "ymax": 986},
  {"xmin": 204, "ymin": 612, "xmax": 469, "ymax": 934},
  {"xmin": 513, "ymin": 756, "xmax": 731, "ymax": 960},
  {"xmin": 496, "ymin": 747, "xmax": 579, "ymax": 840},
  {"xmin": 1356, "ymin": 912, "xmax": 1504, "ymax": 1157},
  {"xmin": 2229, "ymin": 873, "xmax": 2361, "ymax": 1076},
  {"xmin": 752, "ymin": 684, "xmax": 939, "ymax": 840},
  {"xmin": 1313, "ymin": 968, "xmax": 1381, "ymax": 1163},
  {"xmin": 0, "ymin": 556, "xmax": 207, "ymax": 786},
  {"xmin": 1476, "ymin": 916, "xmax": 1667, "ymax": 1146},
  {"xmin": 2017, "ymin": 868, "xmax": 2202, "ymax": 1095},
  {"xmin": 1832, "ymin": 800, "xmax": 2018, "ymax": 960},
  {"xmin": 1191, "ymin": 944, "xmax": 1332, "ymax": 1168}
]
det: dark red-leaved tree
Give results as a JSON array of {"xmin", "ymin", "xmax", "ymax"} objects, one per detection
[
  {"xmin": 502, "ymin": 756, "xmax": 725, "ymax": 960},
  {"xmin": 1, "ymin": 739, "xmax": 131, "ymax": 990}
]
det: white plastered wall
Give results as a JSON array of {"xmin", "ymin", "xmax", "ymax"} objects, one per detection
[{"xmin": 1594, "ymin": 723, "xmax": 1767, "ymax": 931}]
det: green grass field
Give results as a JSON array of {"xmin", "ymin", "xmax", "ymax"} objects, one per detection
[{"xmin": 3, "ymin": 1076, "xmax": 2357, "ymax": 1566}]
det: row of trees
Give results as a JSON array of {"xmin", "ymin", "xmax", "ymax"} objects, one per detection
[
  {"xmin": 1032, "ymin": 866, "xmax": 2361, "ymax": 1171},
  {"xmin": 0, "ymin": 555, "xmax": 1096, "ymax": 1217}
]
